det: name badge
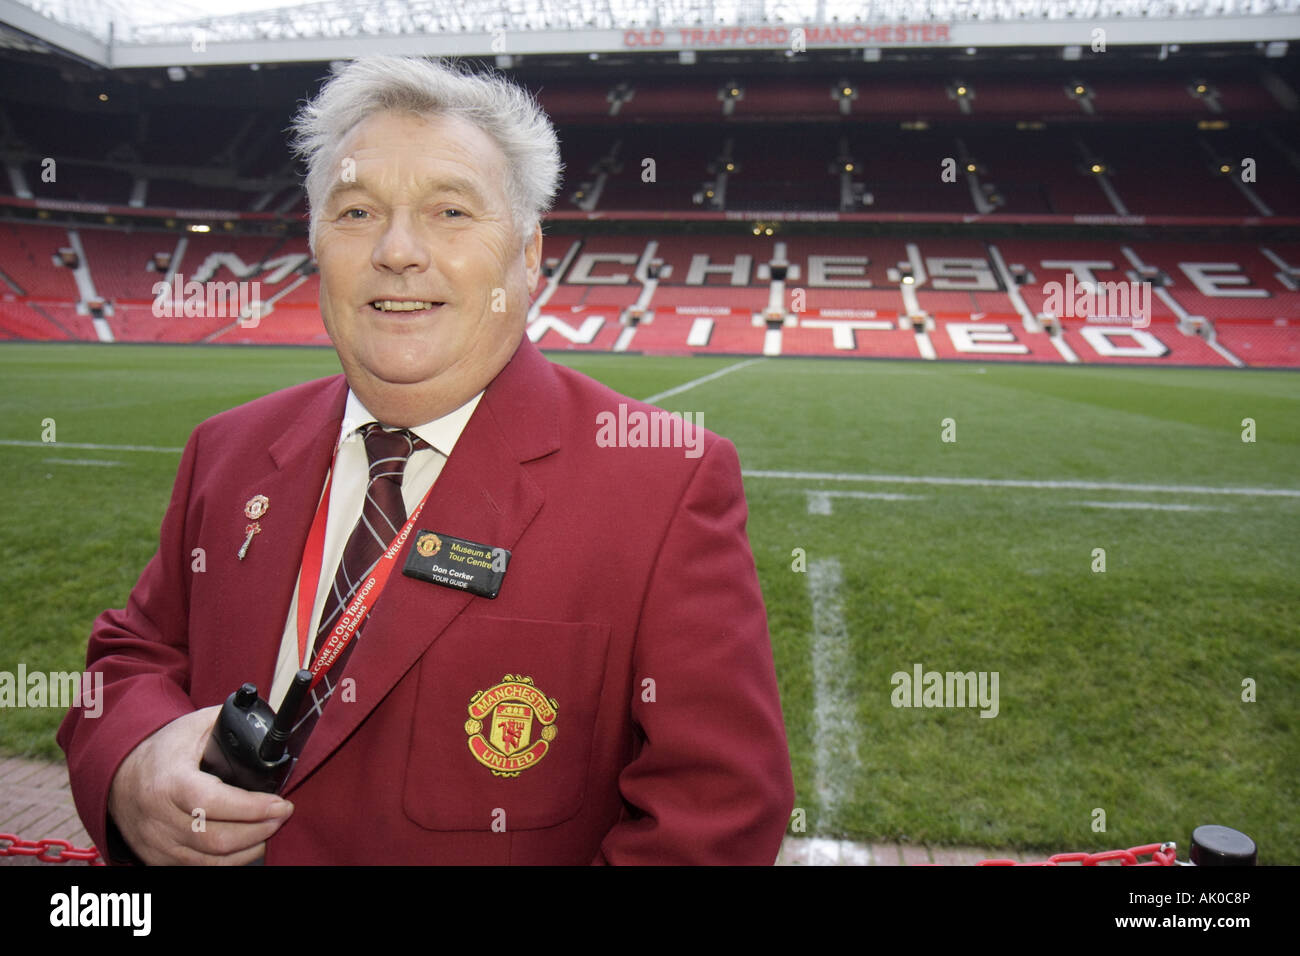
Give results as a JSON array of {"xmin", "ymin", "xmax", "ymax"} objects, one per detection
[{"xmin": 402, "ymin": 531, "xmax": 510, "ymax": 599}]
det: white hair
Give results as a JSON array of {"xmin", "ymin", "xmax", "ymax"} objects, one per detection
[{"xmin": 290, "ymin": 56, "xmax": 562, "ymax": 251}]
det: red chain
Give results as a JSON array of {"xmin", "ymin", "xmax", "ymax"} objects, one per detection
[
  {"xmin": 0, "ymin": 833, "xmax": 103, "ymax": 865},
  {"xmin": 976, "ymin": 842, "xmax": 1178, "ymax": 866},
  {"xmin": 0, "ymin": 830, "xmax": 1179, "ymax": 868}
]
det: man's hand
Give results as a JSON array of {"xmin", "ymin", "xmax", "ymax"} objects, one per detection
[{"xmin": 107, "ymin": 706, "xmax": 294, "ymax": 865}]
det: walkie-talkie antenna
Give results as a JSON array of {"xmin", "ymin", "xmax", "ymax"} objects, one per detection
[{"xmin": 259, "ymin": 669, "xmax": 312, "ymax": 763}]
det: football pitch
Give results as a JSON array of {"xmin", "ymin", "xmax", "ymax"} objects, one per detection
[{"xmin": 1, "ymin": 342, "xmax": 1297, "ymax": 863}]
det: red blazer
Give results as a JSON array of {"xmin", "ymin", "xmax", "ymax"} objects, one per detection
[{"xmin": 57, "ymin": 337, "xmax": 794, "ymax": 864}]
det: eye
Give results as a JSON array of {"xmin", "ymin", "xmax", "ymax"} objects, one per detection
[
  {"xmin": 441, "ymin": 207, "xmax": 466, "ymax": 218},
  {"xmin": 341, "ymin": 208, "xmax": 369, "ymax": 220}
]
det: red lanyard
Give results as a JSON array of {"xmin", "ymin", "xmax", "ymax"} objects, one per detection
[{"xmin": 295, "ymin": 446, "xmax": 432, "ymax": 688}]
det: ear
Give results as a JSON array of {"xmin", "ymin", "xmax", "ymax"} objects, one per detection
[{"xmin": 523, "ymin": 224, "xmax": 543, "ymax": 295}]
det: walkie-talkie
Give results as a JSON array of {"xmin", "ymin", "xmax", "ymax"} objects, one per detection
[{"xmin": 200, "ymin": 669, "xmax": 312, "ymax": 793}]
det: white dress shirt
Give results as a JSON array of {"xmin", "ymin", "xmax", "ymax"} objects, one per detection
[{"xmin": 268, "ymin": 389, "xmax": 482, "ymax": 708}]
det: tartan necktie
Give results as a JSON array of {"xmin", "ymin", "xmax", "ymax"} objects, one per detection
[{"xmin": 290, "ymin": 423, "xmax": 426, "ymax": 751}]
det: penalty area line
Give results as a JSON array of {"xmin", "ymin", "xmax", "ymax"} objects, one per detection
[
  {"xmin": 641, "ymin": 358, "xmax": 763, "ymax": 405},
  {"xmin": 46, "ymin": 458, "xmax": 125, "ymax": 467},
  {"xmin": 1, "ymin": 439, "xmax": 184, "ymax": 453},
  {"xmin": 744, "ymin": 469, "xmax": 1300, "ymax": 499},
  {"xmin": 1077, "ymin": 500, "xmax": 1225, "ymax": 512},
  {"xmin": 807, "ymin": 557, "xmax": 859, "ymax": 830}
]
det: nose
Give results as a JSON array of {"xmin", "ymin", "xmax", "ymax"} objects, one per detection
[{"xmin": 371, "ymin": 207, "xmax": 431, "ymax": 275}]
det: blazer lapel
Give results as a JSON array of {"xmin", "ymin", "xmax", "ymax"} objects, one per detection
[
  {"xmin": 212, "ymin": 377, "xmax": 348, "ymax": 699},
  {"xmin": 285, "ymin": 338, "xmax": 560, "ymax": 791}
]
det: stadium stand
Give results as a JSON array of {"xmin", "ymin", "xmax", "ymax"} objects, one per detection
[
  {"xmin": 0, "ymin": 13, "xmax": 1295, "ymax": 368},
  {"xmin": 0, "ymin": 222, "xmax": 82, "ymax": 299},
  {"xmin": 0, "ymin": 298, "xmax": 67, "ymax": 340},
  {"xmin": 3, "ymin": 221, "xmax": 1299, "ymax": 366}
]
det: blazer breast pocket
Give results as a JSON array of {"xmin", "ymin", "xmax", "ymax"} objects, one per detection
[{"xmin": 402, "ymin": 615, "xmax": 613, "ymax": 831}]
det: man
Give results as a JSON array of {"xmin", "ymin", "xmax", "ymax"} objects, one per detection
[{"xmin": 58, "ymin": 56, "xmax": 793, "ymax": 865}]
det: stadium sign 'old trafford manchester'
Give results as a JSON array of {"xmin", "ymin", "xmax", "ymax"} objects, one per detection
[{"xmin": 624, "ymin": 24, "xmax": 953, "ymax": 50}]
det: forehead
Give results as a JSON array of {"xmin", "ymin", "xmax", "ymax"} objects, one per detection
[{"xmin": 330, "ymin": 110, "xmax": 508, "ymax": 200}]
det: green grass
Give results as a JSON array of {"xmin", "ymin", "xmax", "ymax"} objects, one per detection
[{"xmin": 2, "ymin": 343, "xmax": 1298, "ymax": 862}]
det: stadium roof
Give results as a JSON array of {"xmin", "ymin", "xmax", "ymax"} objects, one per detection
[{"xmin": 3, "ymin": 0, "xmax": 1298, "ymax": 67}]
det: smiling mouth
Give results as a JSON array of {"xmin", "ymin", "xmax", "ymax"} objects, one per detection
[{"xmin": 369, "ymin": 299, "xmax": 443, "ymax": 312}]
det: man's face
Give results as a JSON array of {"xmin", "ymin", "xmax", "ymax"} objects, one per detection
[{"xmin": 315, "ymin": 110, "xmax": 542, "ymax": 418}]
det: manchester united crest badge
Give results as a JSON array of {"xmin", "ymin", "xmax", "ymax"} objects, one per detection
[
  {"xmin": 464, "ymin": 675, "xmax": 558, "ymax": 777},
  {"xmin": 416, "ymin": 532, "xmax": 442, "ymax": 558}
]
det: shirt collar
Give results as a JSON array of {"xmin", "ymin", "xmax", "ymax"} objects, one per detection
[{"xmin": 340, "ymin": 389, "xmax": 483, "ymax": 458}]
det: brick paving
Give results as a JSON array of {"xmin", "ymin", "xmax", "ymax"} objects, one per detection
[
  {"xmin": 0, "ymin": 755, "xmax": 95, "ymax": 865},
  {"xmin": 776, "ymin": 836, "xmax": 1026, "ymax": 866},
  {"xmin": 1, "ymin": 754, "xmax": 1025, "ymax": 866}
]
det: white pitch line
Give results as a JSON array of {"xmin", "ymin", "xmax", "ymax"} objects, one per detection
[
  {"xmin": 807, "ymin": 558, "xmax": 859, "ymax": 830},
  {"xmin": 807, "ymin": 490, "xmax": 928, "ymax": 514},
  {"xmin": 1078, "ymin": 500, "xmax": 1223, "ymax": 512},
  {"xmin": 641, "ymin": 357, "xmax": 762, "ymax": 405},
  {"xmin": 46, "ymin": 458, "xmax": 125, "ymax": 467},
  {"xmin": 745, "ymin": 469, "xmax": 1300, "ymax": 499},
  {"xmin": 0, "ymin": 440, "xmax": 183, "ymax": 453}
]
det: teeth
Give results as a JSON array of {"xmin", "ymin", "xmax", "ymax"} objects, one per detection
[{"xmin": 372, "ymin": 300, "xmax": 436, "ymax": 312}]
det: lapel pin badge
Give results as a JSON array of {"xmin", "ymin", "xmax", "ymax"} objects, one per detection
[{"xmin": 238, "ymin": 495, "xmax": 269, "ymax": 560}]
